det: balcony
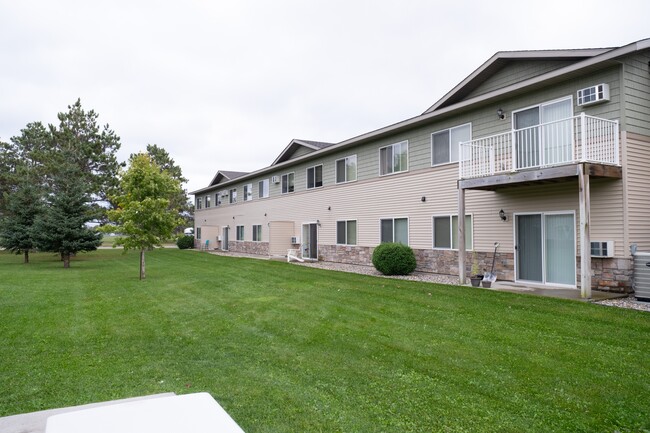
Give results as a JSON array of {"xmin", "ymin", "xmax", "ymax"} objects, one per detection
[{"xmin": 459, "ymin": 114, "xmax": 621, "ymax": 189}]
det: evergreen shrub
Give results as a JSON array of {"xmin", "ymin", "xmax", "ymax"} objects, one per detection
[{"xmin": 372, "ymin": 242, "xmax": 417, "ymax": 276}]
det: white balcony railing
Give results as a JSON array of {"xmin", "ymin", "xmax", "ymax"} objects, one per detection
[{"xmin": 459, "ymin": 113, "xmax": 619, "ymax": 179}]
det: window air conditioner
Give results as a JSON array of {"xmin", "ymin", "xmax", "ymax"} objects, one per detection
[
  {"xmin": 591, "ymin": 241, "xmax": 614, "ymax": 258},
  {"xmin": 291, "ymin": 236, "xmax": 299, "ymax": 244},
  {"xmin": 271, "ymin": 176, "xmax": 280, "ymax": 184},
  {"xmin": 577, "ymin": 83, "xmax": 610, "ymax": 106}
]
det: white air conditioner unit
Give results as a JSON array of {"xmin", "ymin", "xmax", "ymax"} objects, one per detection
[
  {"xmin": 577, "ymin": 83, "xmax": 610, "ymax": 106},
  {"xmin": 291, "ymin": 236, "xmax": 299, "ymax": 244},
  {"xmin": 591, "ymin": 241, "xmax": 614, "ymax": 258},
  {"xmin": 271, "ymin": 176, "xmax": 280, "ymax": 184}
]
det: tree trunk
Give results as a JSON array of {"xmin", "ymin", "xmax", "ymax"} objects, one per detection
[
  {"xmin": 63, "ymin": 253, "xmax": 70, "ymax": 268},
  {"xmin": 24, "ymin": 250, "xmax": 29, "ymax": 264},
  {"xmin": 139, "ymin": 249, "xmax": 146, "ymax": 280}
]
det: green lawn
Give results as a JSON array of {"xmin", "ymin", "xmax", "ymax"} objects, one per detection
[{"xmin": 0, "ymin": 250, "xmax": 648, "ymax": 432}]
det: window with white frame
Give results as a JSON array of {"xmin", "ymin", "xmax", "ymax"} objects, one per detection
[
  {"xmin": 433, "ymin": 215, "xmax": 473, "ymax": 250},
  {"xmin": 196, "ymin": 197, "xmax": 202, "ymax": 210},
  {"xmin": 281, "ymin": 173, "xmax": 294, "ymax": 194},
  {"xmin": 252, "ymin": 224, "xmax": 262, "ymax": 242},
  {"xmin": 244, "ymin": 183, "xmax": 253, "ymax": 201},
  {"xmin": 258, "ymin": 179, "xmax": 269, "ymax": 198},
  {"xmin": 236, "ymin": 225, "xmax": 244, "ymax": 241},
  {"xmin": 336, "ymin": 220, "xmax": 357, "ymax": 245},
  {"xmin": 306, "ymin": 165, "xmax": 323, "ymax": 189},
  {"xmin": 432, "ymin": 123, "xmax": 471, "ymax": 166},
  {"xmin": 205, "ymin": 194, "xmax": 211, "ymax": 208},
  {"xmin": 380, "ymin": 218, "xmax": 408, "ymax": 245},
  {"xmin": 196, "ymin": 227, "xmax": 202, "ymax": 240},
  {"xmin": 229, "ymin": 188, "xmax": 237, "ymax": 204},
  {"xmin": 336, "ymin": 155, "xmax": 357, "ymax": 183},
  {"xmin": 379, "ymin": 141, "xmax": 408, "ymax": 175},
  {"xmin": 216, "ymin": 193, "xmax": 221, "ymax": 207}
]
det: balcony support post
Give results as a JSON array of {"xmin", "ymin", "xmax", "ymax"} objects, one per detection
[
  {"xmin": 578, "ymin": 163, "xmax": 592, "ymax": 299},
  {"xmin": 458, "ymin": 185, "xmax": 466, "ymax": 285}
]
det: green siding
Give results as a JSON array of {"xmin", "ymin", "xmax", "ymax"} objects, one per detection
[
  {"xmin": 623, "ymin": 51, "xmax": 650, "ymax": 136},
  {"xmin": 465, "ymin": 59, "xmax": 577, "ymax": 100}
]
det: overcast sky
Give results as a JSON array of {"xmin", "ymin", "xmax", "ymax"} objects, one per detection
[{"xmin": 1, "ymin": 0, "xmax": 648, "ymax": 193}]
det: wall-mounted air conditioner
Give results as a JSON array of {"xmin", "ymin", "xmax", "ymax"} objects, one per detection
[
  {"xmin": 291, "ymin": 236, "xmax": 299, "ymax": 244},
  {"xmin": 591, "ymin": 240, "xmax": 614, "ymax": 258},
  {"xmin": 577, "ymin": 83, "xmax": 610, "ymax": 106},
  {"xmin": 271, "ymin": 176, "xmax": 280, "ymax": 184}
]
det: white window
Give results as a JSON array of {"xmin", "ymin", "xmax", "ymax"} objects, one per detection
[
  {"xmin": 244, "ymin": 183, "xmax": 253, "ymax": 201},
  {"xmin": 281, "ymin": 173, "xmax": 294, "ymax": 194},
  {"xmin": 379, "ymin": 141, "xmax": 408, "ymax": 175},
  {"xmin": 205, "ymin": 195, "xmax": 211, "ymax": 208},
  {"xmin": 336, "ymin": 155, "xmax": 357, "ymax": 183},
  {"xmin": 216, "ymin": 193, "xmax": 221, "ymax": 207},
  {"xmin": 336, "ymin": 220, "xmax": 357, "ymax": 245},
  {"xmin": 229, "ymin": 188, "xmax": 237, "ymax": 204},
  {"xmin": 252, "ymin": 224, "xmax": 262, "ymax": 242},
  {"xmin": 196, "ymin": 197, "xmax": 202, "ymax": 210},
  {"xmin": 380, "ymin": 218, "xmax": 408, "ymax": 245},
  {"xmin": 196, "ymin": 227, "xmax": 202, "ymax": 240},
  {"xmin": 432, "ymin": 123, "xmax": 471, "ymax": 166},
  {"xmin": 433, "ymin": 215, "xmax": 473, "ymax": 250},
  {"xmin": 306, "ymin": 165, "xmax": 323, "ymax": 189},
  {"xmin": 236, "ymin": 225, "xmax": 244, "ymax": 241},
  {"xmin": 258, "ymin": 179, "xmax": 269, "ymax": 198}
]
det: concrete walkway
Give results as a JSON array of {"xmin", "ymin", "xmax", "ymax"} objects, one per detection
[{"xmin": 0, "ymin": 393, "xmax": 175, "ymax": 433}]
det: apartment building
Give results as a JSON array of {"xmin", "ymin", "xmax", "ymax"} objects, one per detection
[{"xmin": 191, "ymin": 39, "xmax": 650, "ymax": 296}]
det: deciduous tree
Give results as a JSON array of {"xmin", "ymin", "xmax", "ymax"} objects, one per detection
[{"xmin": 104, "ymin": 154, "xmax": 182, "ymax": 279}]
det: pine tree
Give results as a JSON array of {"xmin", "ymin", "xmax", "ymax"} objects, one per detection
[
  {"xmin": 0, "ymin": 177, "xmax": 42, "ymax": 263},
  {"xmin": 33, "ymin": 162, "xmax": 102, "ymax": 268}
]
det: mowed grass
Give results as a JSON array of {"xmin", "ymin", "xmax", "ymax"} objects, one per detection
[{"xmin": 0, "ymin": 250, "xmax": 648, "ymax": 432}]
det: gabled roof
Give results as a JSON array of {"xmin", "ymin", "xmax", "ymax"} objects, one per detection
[
  {"xmin": 208, "ymin": 170, "xmax": 249, "ymax": 187},
  {"xmin": 423, "ymin": 47, "xmax": 611, "ymax": 114},
  {"xmin": 272, "ymin": 139, "xmax": 336, "ymax": 165},
  {"xmin": 191, "ymin": 38, "xmax": 650, "ymax": 196}
]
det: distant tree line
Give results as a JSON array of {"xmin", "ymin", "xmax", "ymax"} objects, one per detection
[{"xmin": 0, "ymin": 99, "xmax": 191, "ymax": 273}]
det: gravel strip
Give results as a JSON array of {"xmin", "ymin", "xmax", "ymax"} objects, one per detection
[
  {"xmin": 295, "ymin": 261, "xmax": 650, "ymax": 312},
  {"xmin": 295, "ymin": 261, "xmax": 461, "ymax": 285},
  {"xmin": 593, "ymin": 297, "xmax": 650, "ymax": 312}
]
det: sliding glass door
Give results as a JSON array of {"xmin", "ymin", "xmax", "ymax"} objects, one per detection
[
  {"xmin": 516, "ymin": 212, "xmax": 576, "ymax": 286},
  {"xmin": 513, "ymin": 98, "xmax": 573, "ymax": 169}
]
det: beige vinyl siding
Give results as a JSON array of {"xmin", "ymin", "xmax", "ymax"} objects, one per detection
[
  {"xmin": 623, "ymin": 52, "xmax": 650, "ymax": 136},
  {"xmin": 269, "ymin": 221, "xmax": 294, "ymax": 256},
  {"xmin": 198, "ymin": 166, "xmax": 460, "ymax": 250},
  {"xmin": 465, "ymin": 60, "xmax": 578, "ymax": 100},
  {"xmin": 198, "ymin": 225, "xmax": 220, "ymax": 246},
  {"xmin": 590, "ymin": 179, "xmax": 625, "ymax": 257},
  {"xmin": 468, "ymin": 178, "xmax": 627, "ymax": 258},
  {"xmin": 626, "ymin": 133, "xmax": 650, "ymax": 250}
]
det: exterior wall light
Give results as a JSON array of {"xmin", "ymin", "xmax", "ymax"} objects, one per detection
[
  {"xmin": 496, "ymin": 108, "xmax": 506, "ymax": 120},
  {"xmin": 499, "ymin": 209, "xmax": 507, "ymax": 221}
]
